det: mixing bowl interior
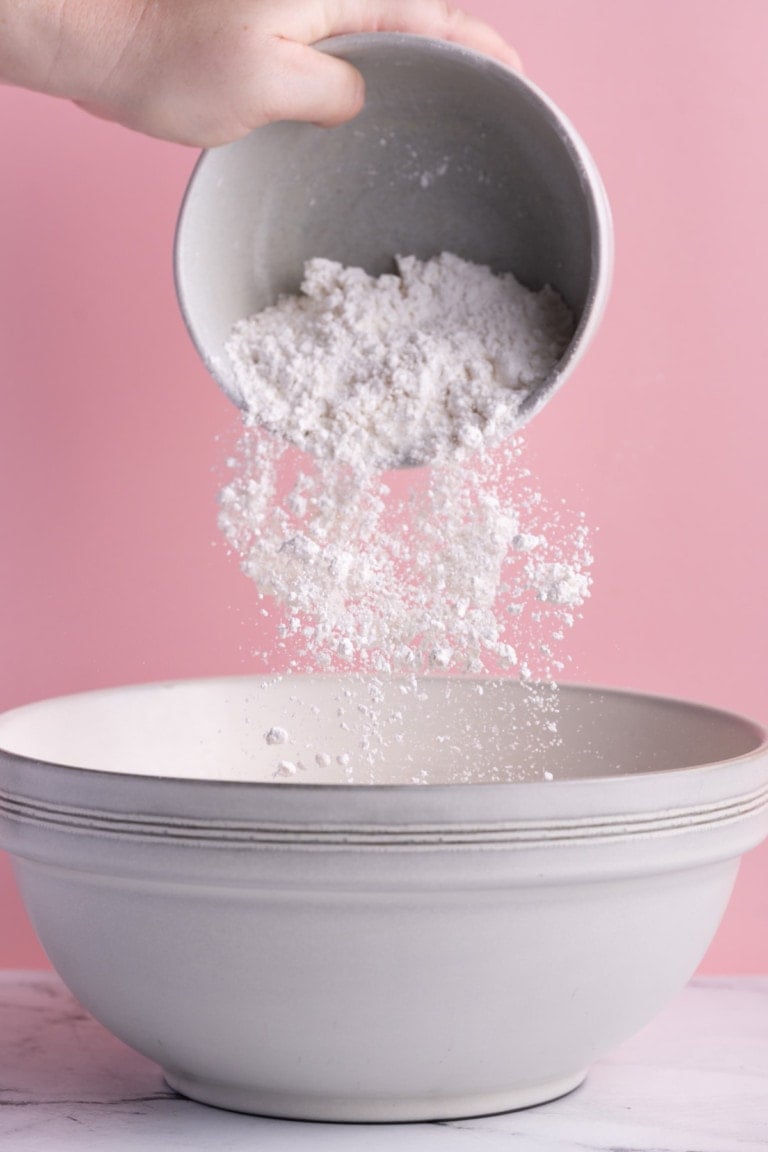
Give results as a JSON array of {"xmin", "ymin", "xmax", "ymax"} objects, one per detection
[{"xmin": 0, "ymin": 677, "xmax": 762, "ymax": 786}]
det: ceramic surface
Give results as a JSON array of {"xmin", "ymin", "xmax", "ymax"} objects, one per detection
[
  {"xmin": 174, "ymin": 33, "xmax": 613, "ymax": 427},
  {"xmin": 0, "ymin": 678, "xmax": 766, "ymax": 1122},
  {"xmin": 2, "ymin": 973, "xmax": 766, "ymax": 1151}
]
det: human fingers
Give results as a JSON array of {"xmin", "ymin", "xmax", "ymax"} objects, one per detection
[
  {"xmin": 263, "ymin": 0, "xmax": 522, "ymax": 71},
  {"xmin": 250, "ymin": 0, "xmax": 521, "ymax": 129}
]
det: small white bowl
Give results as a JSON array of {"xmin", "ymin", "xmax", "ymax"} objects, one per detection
[
  {"xmin": 0, "ymin": 677, "xmax": 766, "ymax": 1122},
  {"xmin": 174, "ymin": 33, "xmax": 613, "ymax": 427}
]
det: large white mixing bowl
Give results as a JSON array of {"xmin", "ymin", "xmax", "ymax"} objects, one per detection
[{"xmin": 0, "ymin": 677, "xmax": 766, "ymax": 1121}]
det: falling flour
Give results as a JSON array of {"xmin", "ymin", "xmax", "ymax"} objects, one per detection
[{"xmin": 218, "ymin": 253, "xmax": 593, "ymax": 781}]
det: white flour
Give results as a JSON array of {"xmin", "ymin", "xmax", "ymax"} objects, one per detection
[
  {"xmin": 225, "ymin": 253, "xmax": 573, "ymax": 472},
  {"xmin": 219, "ymin": 254, "xmax": 592, "ymax": 781}
]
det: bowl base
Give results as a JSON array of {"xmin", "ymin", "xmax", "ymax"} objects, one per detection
[{"xmin": 163, "ymin": 1067, "xmax": 588, "ymax": 1123}]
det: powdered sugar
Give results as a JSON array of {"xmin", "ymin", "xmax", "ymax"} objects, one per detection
[
  {"xmin": 218, "ymin": 253, "xmax": 592, "ymax": 781},
  {"xmin": 219, "ymin": 436, "xmax": 591, "ymax": 683},
  {"xmin": 225, "ymin": 253, "xmax": 573, "ymax": 472}
]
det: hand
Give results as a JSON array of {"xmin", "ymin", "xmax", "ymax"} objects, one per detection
[{"xmin": 1, "ymin": 0, "xmax": 521, "ymax": 147}]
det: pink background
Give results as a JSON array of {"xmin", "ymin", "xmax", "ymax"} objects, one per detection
[{"xmin": 1, "ymin": 0, "xmax": 767, "ymax": 971}]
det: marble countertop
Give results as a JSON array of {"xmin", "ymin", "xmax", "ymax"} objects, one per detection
[{"xmin": 0, "ymin": 972, "xmax": 766, "ymax": 1151}]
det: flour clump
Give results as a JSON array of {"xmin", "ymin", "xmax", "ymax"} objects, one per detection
[{"xmin": 224, "ymin": 253, "xmax": 573, "ymax": 471}]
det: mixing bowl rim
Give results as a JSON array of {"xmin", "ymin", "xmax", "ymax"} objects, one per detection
[{"xmin": 0, "ymin": 674, "xmax": 764, "ymax": 794}]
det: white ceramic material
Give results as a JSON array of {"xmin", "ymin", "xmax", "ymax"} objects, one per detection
[
  {"xmin": 0, "ymin": 677, "xmax": 766, "ymax": 1123},
  {"xmin": 5, "ymin": 974, "xmax": 768, "ymax": 1150},
  {"xmin": 174, "ymin": 34, "xmax": 613, "ymax": 438}
]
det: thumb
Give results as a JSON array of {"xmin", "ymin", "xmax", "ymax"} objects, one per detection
[
  {"xmin": 266, "ymin": 39, "xmax": 366, "ymax": 127},
  {"xmin": 255, "ymin": 0, "xmax": 521, "ymax": 130}
]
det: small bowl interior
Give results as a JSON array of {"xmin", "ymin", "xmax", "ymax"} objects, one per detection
[
  {"xmin": 175, "ymin": 33, "xmax": 606, "ymax": 405},
  {"xmin": 0, "ymin": 678, "xmax": 762, "ymax": 786}
]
